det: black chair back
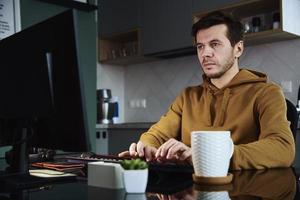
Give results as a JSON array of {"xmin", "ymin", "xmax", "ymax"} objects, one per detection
[
  {"xmin": 285, "ymin": 100, "xmax": 300, "ymax": 200},
  {"xmin": 286, "ymin": 99, "xmax": 299, "ymax": 141}
]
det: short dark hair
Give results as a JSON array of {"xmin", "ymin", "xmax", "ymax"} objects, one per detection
[{"xmin": 191, "ymin": 11, "xmax": 244, "ymax": 47}]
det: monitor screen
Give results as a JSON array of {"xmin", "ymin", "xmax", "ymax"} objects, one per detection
[{"xmin": 0, "ymin": 9, "xmax": 91, "ymax": 174}]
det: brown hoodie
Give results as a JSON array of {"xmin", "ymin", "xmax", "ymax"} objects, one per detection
[{"xmin": 140, "ymin": 69, "xmax": 295, "ymax": 169}]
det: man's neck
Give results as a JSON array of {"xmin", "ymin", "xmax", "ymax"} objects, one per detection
[{"xmin": 211, "ymin": 65, "xmax": 239, "ymax": 89}]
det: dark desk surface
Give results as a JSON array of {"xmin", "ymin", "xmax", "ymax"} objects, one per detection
[{"xmin": 0, "ymin": 158, "xmax": 299, "ymax": 200}]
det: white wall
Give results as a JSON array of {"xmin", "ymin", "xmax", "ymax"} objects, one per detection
[{"xmin": 97, "ymin": 38, "xmax": 300, "ymax": 122}]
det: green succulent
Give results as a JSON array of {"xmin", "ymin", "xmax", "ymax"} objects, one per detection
[{"xmin": 121, "ymin": 158, "xmax": 148, "ymax": 170}]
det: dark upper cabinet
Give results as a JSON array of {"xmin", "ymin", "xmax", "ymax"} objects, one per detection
[
  {"xmin": 99, "ymin": 0, "xmax": 300, "ymax": 64},
  {"xmin": 98, "ymin": 0, "xmax": 140, "ymax": 37},
  {"xmin": 192, "ymin": 0, "xmax": 245, "ymax": 13},
  {"xmin": 193, "ymin": 0, "xmax": 300, "ymax": 46},
  {"xmin": 140, "ymin": 0, "xmax": 194, "ymax": 56}
]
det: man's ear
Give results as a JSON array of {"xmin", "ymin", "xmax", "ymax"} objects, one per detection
[{"xmin": 234, "ymin": 41, "xmax": 244, "ymax": 58}]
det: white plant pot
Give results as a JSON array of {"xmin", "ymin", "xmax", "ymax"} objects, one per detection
[{"xmin": 123, "ymin": 169, "xmax": 148, "ymax": 193}]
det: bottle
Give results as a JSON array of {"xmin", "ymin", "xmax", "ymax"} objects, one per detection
[
  {"xmin": 273, "ymin": 12, "xmax": 280, "ymax": 29},
  {"xmin": 111, "ymin": 96, "xmax": 119, "ymax": 124},
  {"xmin": 243, "ymin": 21, "xmax": 251, "ymax": 33},
  {"xmin": 252, "ymin": 17, "xmax": 261, "ymax": 32}
]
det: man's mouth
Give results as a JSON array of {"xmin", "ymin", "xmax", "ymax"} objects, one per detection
[{"xmin": 202, "ymin": 62, "xmax": 216, "ymax": 67}]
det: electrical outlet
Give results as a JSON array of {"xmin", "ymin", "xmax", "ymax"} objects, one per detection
[
  {"xmin": 129, "ymin": 99, "xmax": 136, "ymax": 108},
  {"xmin": 129, "ymin": 99, "xmax": 147, "ymax": 108},
  {"xmin": 140, "ymin": 99, "xmax": 147, "ymax": 108},
  {"xmin": 136, "ymin": 99, "xmax": 141, "ymax": 108}
]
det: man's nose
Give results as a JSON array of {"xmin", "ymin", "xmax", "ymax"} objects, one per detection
[{"xmin": 201, "ymin": 46, "xmax": 213, "ymax": 57}]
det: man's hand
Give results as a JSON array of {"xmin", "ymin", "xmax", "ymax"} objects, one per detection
[
  {"xmin": 118, "ymin": 141, "xmax": 157, "ymax": 161},
  {"xmin": 155, "ymin": 138, "xmax": 192, "ymax": 164}
]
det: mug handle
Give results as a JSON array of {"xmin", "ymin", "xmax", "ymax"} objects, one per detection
[{"xmin": 228, "ymin": 138, "xmax": 234, "ymax": 158}]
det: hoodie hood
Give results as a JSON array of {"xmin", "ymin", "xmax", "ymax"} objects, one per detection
[
  {"xmin": 202, "ymin": 68, "xmax": 268, "ymax": 92},
  {"xmin": 202, "ymin": 69, "xmax": 268, "ymax": 126}
]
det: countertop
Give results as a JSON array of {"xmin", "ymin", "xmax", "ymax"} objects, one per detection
[{"xmin": 96, "ymin": 122, "xmax": 155, "ymax": 129}]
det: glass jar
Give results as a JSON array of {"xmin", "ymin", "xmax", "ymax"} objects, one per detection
[
  {"xmin": 252, "ymin": 17, "xmax": 261, "ymax": 32},
  {"xmin": 273, "ymin": 12, "xmax": 280, "ymax": 29}
]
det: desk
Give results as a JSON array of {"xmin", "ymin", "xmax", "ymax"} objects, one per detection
[
  {"xmin": 1, "ymin": 169, "xmax": 299, "ymax": 200},
  {"xmin": 0, "ymin": 159, "xmax": 299, "ymax": 200}
]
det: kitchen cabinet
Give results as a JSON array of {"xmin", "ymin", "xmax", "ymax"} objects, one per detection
[
  {"xmin": 99, "ymin": 29, "xmax": 158, "ymax": 65},
  {"xmin": 140, "ymin": 0, "xmax": 194, "ymax": 56},
  {"xmin": 193, "ymin": 0, "xmax": 300, "ymax": 46},
  {"xmin": 99, "ymin": 29, "xmax": 141, "ymax": 65},
  {"xmin": 192, "ymin": 0, "xmax": 244, "ymax": 13},
  {"xmin": 95, "ymin": 123, "xmax": 153, "ymax": 155},
  {"xmin": 99, "ymin": 0, "xmax": 300, "ymax": 65},
  {"xmin": 98, "ymin": 0, "xmax": 140, "ymax": 37},
  {"xmin": 98, "ymin": 1, "xmax": 158, "ymax": 65},
  {"xmin": 98, "ymin": 0, "xmax": 140, "ymax": 65}
]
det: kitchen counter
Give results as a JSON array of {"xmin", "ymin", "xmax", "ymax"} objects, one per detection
[
  {"xmin": 95, "ymin": 122, "xmax": 155, "ymax": 155},
  {"xmin": 96, "ymin": 122, "xmax": 155, "ymax": 129}
]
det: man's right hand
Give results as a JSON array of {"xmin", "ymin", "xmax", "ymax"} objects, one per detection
[{"xmin": 118, "ymin": 141, "xmax": 157, "ymax": 162}]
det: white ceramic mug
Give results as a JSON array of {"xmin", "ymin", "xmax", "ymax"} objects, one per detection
[
  {"xmin": 197, "ymin": 191, "xmax": 231, "ymax": 200},
  {"xmin": 191, "ymin": 131, "xmax": 234, "ymax": 177}
]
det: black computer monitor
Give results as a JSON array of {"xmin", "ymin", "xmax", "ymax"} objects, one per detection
[{"xmin": 0, "ymin": 9, "xmax": 91, "ymax": 182}]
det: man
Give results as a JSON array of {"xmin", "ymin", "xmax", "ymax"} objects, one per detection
[{"xmin": 119, "ymin": 11, "xmax": 295, "ymax": 169}]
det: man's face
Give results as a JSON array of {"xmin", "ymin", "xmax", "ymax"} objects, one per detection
[{"xmin": 196, "ymin": 24, "xmax": 238, "ymax": 79}]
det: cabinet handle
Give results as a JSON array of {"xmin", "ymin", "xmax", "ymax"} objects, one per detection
[
  {"xmin": 102, "ymin": 131, "xmax": 107, "ymax": 139},
  {"xmin": 96, "ymin": 131, "xmax": 100, "ymax": 139}
]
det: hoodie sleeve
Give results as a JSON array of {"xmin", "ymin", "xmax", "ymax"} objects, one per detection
[
  {"xmin": 139, "ymin": 90, "xmax": 184, "ymax": 148},
  {"xmin": 231, "ymin": 84, "xmax": 295, "ymax": 169}
]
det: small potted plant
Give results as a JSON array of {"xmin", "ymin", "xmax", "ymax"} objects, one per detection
[{"xmin": 121, "ymin": 158, "xmax": 148, "ymax": 193}]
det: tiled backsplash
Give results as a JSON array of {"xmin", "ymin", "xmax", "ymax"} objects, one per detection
[{"xmin": 98, "ymin": 39, "xmax": 300, "ymax": 122}]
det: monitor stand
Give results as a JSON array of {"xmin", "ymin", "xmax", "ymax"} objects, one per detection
[
  {"xmin": 5, "ymin": 127, "xmax": 30, "ymax": 174},
  {"xmin": 0, "ymin": 126, "xmax": 76, "ymax": 192}
]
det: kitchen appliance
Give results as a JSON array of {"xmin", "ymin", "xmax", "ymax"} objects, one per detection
[{"xmin": 97, "ymin": 89, "xmax": 115, "ymax": 124}]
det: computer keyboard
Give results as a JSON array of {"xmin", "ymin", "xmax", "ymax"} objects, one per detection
[
  {"xmin": 65, "ymin": 153, "xmax": 126, "ymax": 164},
  {"xmin": 148, "ymin": 161, "xmax": 194, "ymax": 174},
  {"xmin": 65, "ymin": 153, "xmax": 194, "ymax": 174}
]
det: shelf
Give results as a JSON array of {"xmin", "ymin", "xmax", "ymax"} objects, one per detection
[
  {"xmin": 193, "ymin": 0, "xmax": 300, "ymax": 46},
  {"xmin": 193, "ymin": 0, "xmax": 278, "ymax": 22},
  {"xmin": 36, "ymin": 0, "xmax": 97, "ymax": 12},
  {"xmin": 244, "ymin": 29, "xmax": 299, "ymax": 46},
  {"xmin": 99, "ymin": 29, "xmax": 157, "ymax": 65},
  {"xmin": 99, "ymin": 54, "xmax": 159, "ymax": 66}
]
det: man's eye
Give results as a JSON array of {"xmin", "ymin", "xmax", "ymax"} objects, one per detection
[
  {"xmin": 211, "ymin": 43, "xmax": 220, "ymax": 48},
  {"xmin": 196, "ymin": 45, "xmax": 204, "ymax": 50}
]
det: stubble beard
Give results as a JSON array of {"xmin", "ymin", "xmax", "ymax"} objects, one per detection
[{"xmin": 204, "ymin": 54, "xmax": 235, "ymax": 79}]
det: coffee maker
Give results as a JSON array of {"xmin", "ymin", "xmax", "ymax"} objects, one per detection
[{"xmin": 97, "ymin": 89, "xmax": 115, "ymax": 124}]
